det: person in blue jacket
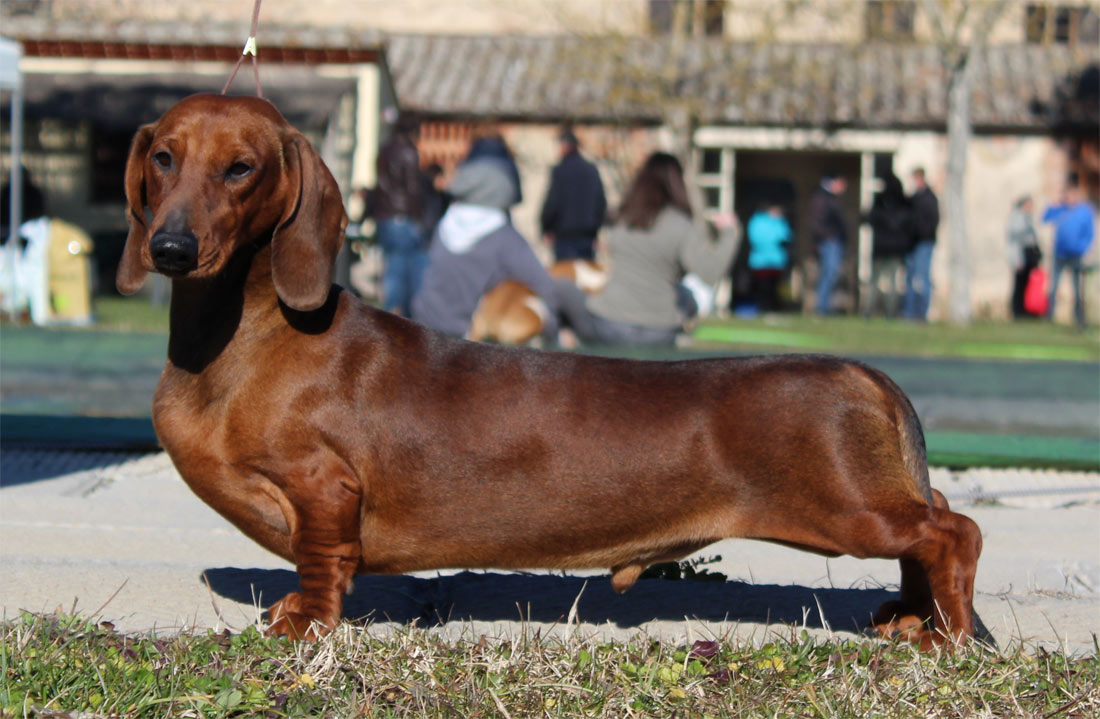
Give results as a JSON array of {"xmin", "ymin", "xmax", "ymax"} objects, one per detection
[
  {"xmin": 746, "ymin": 202, "xmax": 791, "ymax": 313},
  {"xmin": 1043, "ymin": 178, "xmax": 1095, "ymax": 329}
]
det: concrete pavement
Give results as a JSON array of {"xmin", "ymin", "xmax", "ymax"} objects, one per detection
[{"xmin": 2, "ymin": 449, "xmax": 1097, "ymax": 654}]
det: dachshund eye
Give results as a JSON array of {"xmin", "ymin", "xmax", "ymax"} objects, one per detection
[
  {"xmin": 227, "ymin": 162, "xmax": 253, "ymax": 180},
  {"xmin": 153, "ymin": 152, "xmax": 172, "ymax": 170}
]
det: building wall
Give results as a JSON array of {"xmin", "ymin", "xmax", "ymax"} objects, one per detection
[
  {"xmin": 27, "ymin": 0, "xmax": 1096, "ymax": 46},
  {"xmin": 895, "ymin": 132, "xmax": 1098, "ymax": 323},
  {"xmin": 26, "ymin": 0, "xmax": 636, "ymax": 35},
  {"xmin": 731, "ymin": 1, "xmax": 1098, "ymax": 46}
]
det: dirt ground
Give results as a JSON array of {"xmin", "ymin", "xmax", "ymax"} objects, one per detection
[{"xmin": 2, "ymin": 450, "xmax": 1097, "ymax": 654}]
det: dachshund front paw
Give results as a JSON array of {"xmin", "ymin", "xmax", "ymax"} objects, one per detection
[{"xmin": 266, "ymin": 592, "xmax": 332, "ymax": 640}]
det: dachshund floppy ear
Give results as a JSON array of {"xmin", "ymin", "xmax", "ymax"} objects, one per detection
[
  {"xmin": 117, "ymin": 124, "xmax": 156, "ymax": 295},
  {"xmin": 272, "ymin": 132, "xmax": 348, "ymax": 312}
]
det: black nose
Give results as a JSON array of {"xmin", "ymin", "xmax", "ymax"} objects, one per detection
[{"xmin": 150, "ymin": 231, "xmax": 198, "ymax": 275}]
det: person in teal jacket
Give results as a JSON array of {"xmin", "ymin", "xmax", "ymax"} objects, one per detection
[{"xmin": 746, "ymin": 203, "xmax": 791, "ymax": 312}]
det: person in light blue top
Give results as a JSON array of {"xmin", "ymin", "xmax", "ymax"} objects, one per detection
[
  {"xmin": 746, "ymin": 203, "xmax": 791, "ymax": 312},
  {"xmin": 1042, "ymin": 178, "xmax": 1095, "ymax": 329}
]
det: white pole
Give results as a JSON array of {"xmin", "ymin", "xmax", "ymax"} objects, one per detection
[
  {"xmin": 858, "ymin": 151, "xmax": 874, "ymax": 315},
  {"xmin": 7, "ymin": 85, "xmax": 23, "ymax": 322}
]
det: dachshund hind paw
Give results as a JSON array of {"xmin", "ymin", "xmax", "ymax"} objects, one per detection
[
  {"xmin": 870, "ymin": 600, "xmax": 928, "ymax": 642},
  {"xmin": 870, "ymin": 600, "xmax": 967, "ymax": 651}
]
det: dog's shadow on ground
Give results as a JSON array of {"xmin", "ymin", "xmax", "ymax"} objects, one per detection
[{"xmin": 202, "ymin": 567, "xmax": 991, "ymax": 642}]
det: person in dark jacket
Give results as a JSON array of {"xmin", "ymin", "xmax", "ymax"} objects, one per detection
[
  {"xmin": 903, "ymin": 167, "xmax": 939, "ymax": 321},
  {"xmin": 1006, "ymin": 195, "xmax": 1041, "ymax": 319},
  {"xmin": 866, "ymin": 174, "xmax": 913, "ymax": 317},
  {"xmin": 419, "ymin": 163, "xmax": 449, "ymax": 247},
  {"xmin": 540, "ymin": 127, "xmax": 607, "ymax": 261},
  {"xmin": 375, "ymin": 114, "xmax": 425, "ymax": 317},
  {"xmin": 808, "ymin": 170, "xmax": 848, "ymax": 315}
]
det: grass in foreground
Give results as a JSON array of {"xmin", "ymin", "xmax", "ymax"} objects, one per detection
[{"xmin": 3, "ymin": 613, "xmax": 1098, "ymax": 718}]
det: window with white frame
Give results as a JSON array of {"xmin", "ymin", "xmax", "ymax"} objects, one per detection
[
  {"xmin": 1025, "ymin": 4, "xmax": 1100, "ymax": 46},
  {"xmin": 649, "ymin": 0, "xmax": 725, "ymax": 37},
  {"xmin": 695, "ymin": 146, "xmax": 731, "ymax": 215}
]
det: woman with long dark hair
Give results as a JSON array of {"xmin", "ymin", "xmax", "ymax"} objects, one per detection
[{"xmin": 557, "ymin": 151, "xmax": 737, "ymax": 346}]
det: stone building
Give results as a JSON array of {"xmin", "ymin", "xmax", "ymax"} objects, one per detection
[
  {"xmin": 383, "ymin": 28, "xmax": 1097, "ymax": 320},
  {"xmin": 3, "ymin": 0, "xmax": 1098, "ymax": 320}
]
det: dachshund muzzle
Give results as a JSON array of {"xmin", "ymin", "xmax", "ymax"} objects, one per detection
[{"xmin": 150, "ymin": 230, "xmax": 199, "ymax": 276}]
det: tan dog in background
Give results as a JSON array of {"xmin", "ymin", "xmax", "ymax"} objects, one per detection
[{"xmin": 469, "ymin": 259, "xmax": 606, "ymax": 345}]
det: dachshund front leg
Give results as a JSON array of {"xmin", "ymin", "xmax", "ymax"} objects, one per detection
[{"xmin": 266, "ymin": 471, "xmax": 361, "ymax": 640}]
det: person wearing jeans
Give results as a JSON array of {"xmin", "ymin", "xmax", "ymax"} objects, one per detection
[
  {"xmin": 540, "ymin": 127, "xmax": 607, "ymax": 262},
  {"xmin": 1048, "ymin": 254, "xmax": 1086, "ymax": 328},
  {"xmin": 815, "ymin": 237, "xmax": 844, "ymax": 315},
  {"xmin": 808, "ymin": 172, "xmax": 848, "ymax": 315},
  {"xmin": 377, "ymin": 217, "xmax": 427, "ymax": 318},
  {"xmin": 903, "ymin": 167, "xmax": 940, "ymax": 321},
  {"xmin": 902, "ymin": 238, "xmax": 935, "ymax": 321},
  {"xmin": 1043, "ymin": 181, "xmax": 1095, "ymax": 329},
  {"xmin": 373, "ymin": 114, "xmax": 424, "ymax": 316}
]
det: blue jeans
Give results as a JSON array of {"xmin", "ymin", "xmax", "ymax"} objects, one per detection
[
  {"xmin": 903, "ymin": 240, "xmax": 935, "ymax": 321},
  {"xmin": 1048, "ymin": 255, "xmax": 1085, "ymax": 328},
  {"xmin": 815, "ymin": 238, "xmax": 843, "ymax": 315},
  {"xmin": 555, "ymin": 278, "xmax": 678, "ymax": 346},
  {"xmin": 377, "ymin": 217, "xmax": 427, "ymax": 316}
]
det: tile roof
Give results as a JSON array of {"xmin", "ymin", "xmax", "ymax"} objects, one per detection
[
  {"xmin": 2, "ymin": 16, "xmax": 384, "ymax": 62},
  {"xmin": 386, "ymin": 33, "xmax": 1099, "ymax": 131},
  {"xmin": 17, "ymin": 70, "xmax": 356, "ymax": 131},
  {"xmin": 3, "ymin": 16, "xmax": 1095, "ymax": 132},
  {"xmin": 1, "ymin": 17, "xmax": 379, "ymax": 130}
]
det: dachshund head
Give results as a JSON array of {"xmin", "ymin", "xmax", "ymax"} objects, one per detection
[{"xmin": 118, "ymin": 93, "xmax": 348, "ymax": 311}]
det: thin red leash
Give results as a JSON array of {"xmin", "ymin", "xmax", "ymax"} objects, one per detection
[{"xmin": 221, "ymin": 0, "xmax": 264, "ymax": 97}]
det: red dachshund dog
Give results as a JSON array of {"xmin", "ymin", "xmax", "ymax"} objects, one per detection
[{"xmin": 120, "ymin": 95, "xmax": 981, "ymax": 647}]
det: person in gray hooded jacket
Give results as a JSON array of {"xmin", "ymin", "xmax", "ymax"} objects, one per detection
[{"xmin": 411, "ymin": 160, "xmax": 559, "ymax": 340}]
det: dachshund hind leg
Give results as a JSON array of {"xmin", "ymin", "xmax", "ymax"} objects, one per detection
[
  {"xmin": 871, "ymin": 558, "xmax": 934, "ymax": 640},
  {"xmin": 871, "ymin": 506, "xmax": 982, "ymax": 649}
]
